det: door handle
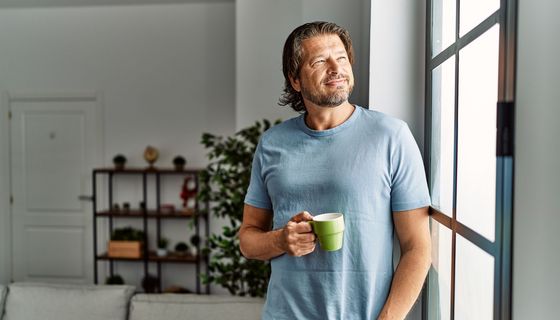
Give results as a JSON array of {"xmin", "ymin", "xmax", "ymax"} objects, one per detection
[{"xmin": 78, "ymin": 195, "xmax": 94, "ymax": 201}]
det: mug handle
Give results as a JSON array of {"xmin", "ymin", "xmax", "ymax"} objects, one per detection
[
  {"xmin": 307, "ymin": 221, "xmax": 318, "ymax": 243},
  {"xmin": 307, "ymin": 220, "xmax": 314, "ymax": 230}
]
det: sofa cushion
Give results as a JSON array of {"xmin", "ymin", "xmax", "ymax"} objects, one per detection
[
  {"xmin": 129, "ymin": 293, "xmax": 264, "ymax": 320},
  {"xmin": 0, "ymin": 284, "xmax": 7, "ymax": 320},
  {"xmin": 4, "ymin": 282, "xmax": 135, "ymax": 320}
]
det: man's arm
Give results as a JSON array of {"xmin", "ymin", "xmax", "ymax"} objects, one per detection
[
  {"xmin": 378, "ymin": 206, "xmax": 431, "ymax": 320},
  {"xmin": 239, "ymin": 204, "xmax": 316, "ymax": 261}
]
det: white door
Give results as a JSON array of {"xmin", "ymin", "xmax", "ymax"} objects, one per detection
[{"xmin": 10, "ymin": 94, "xmax": 101, "ymax": 284}]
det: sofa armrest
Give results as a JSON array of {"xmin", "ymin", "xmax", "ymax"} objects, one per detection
[{"xmin": 0, "ymin": 284, "xmax": 7, "ymax": 320}]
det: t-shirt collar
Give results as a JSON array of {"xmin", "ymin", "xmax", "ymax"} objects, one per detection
[{"xmin": 298, "ymin": 105, "xmax": 361, "ymax": 137}]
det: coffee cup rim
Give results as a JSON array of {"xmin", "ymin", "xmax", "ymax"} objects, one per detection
[{"xmin": 313, "ymin": 213, "xmax": 343, "ymax": 222}]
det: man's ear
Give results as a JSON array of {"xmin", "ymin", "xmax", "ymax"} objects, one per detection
[{"xmin": 289, "ymin": 76, "xmax": 301, "ymax": 93}]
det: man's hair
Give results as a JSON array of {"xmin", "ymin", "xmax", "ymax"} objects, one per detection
[{"xmin": 278, "ymin": 21, "xmax": 354, "ymax": 113}]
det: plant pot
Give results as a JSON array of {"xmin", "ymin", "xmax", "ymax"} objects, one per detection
[{"xmin": 157, "ymin": 248, "xmax": 167, "ymax": 257}]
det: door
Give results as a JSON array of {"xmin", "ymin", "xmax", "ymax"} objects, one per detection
[{"xmin": 10, "ymin": 94, "xmax": 101, "ymax": 284}]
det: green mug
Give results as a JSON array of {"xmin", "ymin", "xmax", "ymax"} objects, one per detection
[{"xmin": 309, "ymin": 213, "xmax": 345, "ymax": 251}]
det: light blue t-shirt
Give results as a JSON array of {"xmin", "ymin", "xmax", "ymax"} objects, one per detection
[{"xmin": 244, "ymin": 106, "xmax": 430, "ymax": 320}]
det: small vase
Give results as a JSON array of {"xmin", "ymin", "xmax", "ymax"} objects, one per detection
[
  {"xmin": 157, "ymin": 248, "xmax": 167, "ymax": 257},
  {"xmin": 189, "ymin": 247, "xmax": 198, "ymax": 257}
]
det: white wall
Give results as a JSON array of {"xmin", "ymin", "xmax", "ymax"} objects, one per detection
[
  {"xmin": 370, "ymin": 1, "xmax": 426, "ymax": 319},
  {"xmin": 0, "ymin": 1, "xmax": 235, "ymax": 290},
  {"xmin": 370, "ymin": 0, "xmax": 426, "ymax": 150},
  {"xmin": 236, "ymin": 0, "xmax": 371, "ymax": 130},
  {"xmin": 513, "ymin": 0, "xmax": 560, "ymax": 318},
  {"xmin": 0, "ymin": 0, "xmax": 375, "ymax": 296}
]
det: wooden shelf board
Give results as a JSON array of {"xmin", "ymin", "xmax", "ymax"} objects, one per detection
[
  {"xmin": 97, "ymin": 252, "xmax": 199, "ymax": 263},
  {"xmin": 96, "ymin": 209, "xmax": 206, "ymax": 219}
]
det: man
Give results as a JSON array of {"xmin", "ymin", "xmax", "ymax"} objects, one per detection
[{"xmin": 239, "ymin": 21, "xmax": 431, "ymax": 320}]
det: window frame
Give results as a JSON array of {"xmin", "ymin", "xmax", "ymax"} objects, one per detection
[{"xmin": 423, "ymin": 0, "xmax": 517, "ymax": 319}]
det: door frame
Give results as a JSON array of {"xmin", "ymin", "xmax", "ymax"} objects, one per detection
[{"xmin": 0, "ymin": 91, "xmax": 105, "ymax": 283}]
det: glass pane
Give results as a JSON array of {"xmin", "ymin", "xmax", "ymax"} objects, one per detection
[
  {"xmin": 459, "ymin": 0, "xmax": 500, "ymax": 36},
  {"xmin": 428, "ymin": 220, "xmax": 452, "ymax": 320},
  {"xmin": 432, "ymin": 0, "xmax": 456, "ymax": 56},
  {"xmin": 430, "ymin": 56, "xmax": 455, "ymax": 216},
  {"xmin": 455, "ymin": 235, "xmax": 494, "ymax": 320},
  {"xmin": 456, "ymin": 25, "xmax": 499, "ymax": 241}
]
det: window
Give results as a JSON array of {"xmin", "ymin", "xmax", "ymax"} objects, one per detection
[{"xmin": 425, "ymin": 0, "xmax": 516, "ymax": 319}]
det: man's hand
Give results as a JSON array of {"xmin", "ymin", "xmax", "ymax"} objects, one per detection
[
  {"xmin": 276, "ymin": 211, "xmax": 316, "ymax": 257},
  {"xmin": 240, "ymin": 206, "xmax": 316, "ymax": 260}
]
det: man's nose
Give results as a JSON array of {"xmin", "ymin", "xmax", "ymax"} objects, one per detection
[{"xmin": 327, "ymin": 57, "xmax": 342, "ymax": 74}]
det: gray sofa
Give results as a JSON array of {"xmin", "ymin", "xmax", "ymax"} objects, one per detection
[{"xmin": 0, "ymin": 282, "xmax": 264, "ymax": 320}]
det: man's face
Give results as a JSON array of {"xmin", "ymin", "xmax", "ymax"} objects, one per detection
[{"xmin": 290, "ymin": 34, "xmax": 354, "ymax": 108}]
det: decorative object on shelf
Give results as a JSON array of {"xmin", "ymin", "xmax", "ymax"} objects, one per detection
[
  {"xmin": 180, "ymin": 177, "xmax": 197, "ymax": 211},
  {"xmin": 139, "ymin": 201, "xmax": 146, "ymax": 210},
  {"xmin": 157, "ymin": 237, "xmax": 169, "ymax": 257},
  {"xmin": 108, "ymin": 227, "xmax": 145, "ymax": 258},
  {"xmin": 141, "ymin": 274, "xmax": 159, "ymax": 293},
  {"xmin": 105, "ymin": 274, "xmax": 125, "ymax": 285},
  {"xmin": 160, "ymin": 204, "xmax": 175, "ymax": 214},
  {"xmin": 189, "ymin": 234, "xmax": 200, "ymax": 257},
  {"xmin": 173, "ymin": 156, "xmax": 186, "ymax": 171},
  {"xmin": 122, "ymin": 202, "xmax": 130, "ymax": 213},
  {"xmin": 143, "ymin": 145, "xmax": 159, "ymax": 168},
  {"xmin": 199, "ymin": 119, "xmax": 280, "ymax": 297},
  {"xmin": 113, "ymin": 154, "xmax": 127, "ymax": 170},
  {"xmin": 174, "ymin": 241, "xmax": 189, "ymax": 256},
  {"xmin": 112, "ymin": 203, "xmax": 120, "ymax": 211}
]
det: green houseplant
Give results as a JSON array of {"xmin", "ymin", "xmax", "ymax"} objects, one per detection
[
  {"xmin": 198, "ymin": 119, "xmax": 280, "ymax": 297},
  {"xmin": 108, "ymin": 227, "xmax": 145, "ymax": 258}
]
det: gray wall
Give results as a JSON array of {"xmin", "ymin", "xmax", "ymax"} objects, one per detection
[
  {"xmin": 513, "ymin": 0, "xmax": 560, "ymax": 318},
  {"xmin": 236, "ymin": 0, "xmax": 371, "ymax": 130},
  {"xmin": 0, "ymin": 0, "xmax": 372, "ymax": 292},
  {"xmin": 370, "ymin": 1, "xmax": 426, "ymax": 319},
  {"xmin": 369, "ymin": 0, "xmax": 426, "ymax": 151},
  {"xmin": 0, "ymin": 0, "xmax": 236, "ymax": 289}
]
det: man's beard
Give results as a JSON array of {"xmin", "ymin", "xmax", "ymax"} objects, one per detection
[{"xmin": 300, "ymin": 77, "xmax": 353, "ymax": 108}]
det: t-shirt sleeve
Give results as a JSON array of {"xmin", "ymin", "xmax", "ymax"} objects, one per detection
[
  {"xmin": 390, "ymin": 123, "xmax": 431, "ymax": 212},
  {"xmin": 244, "ymin": 140, "xmax": 273, "ymax": 210}
]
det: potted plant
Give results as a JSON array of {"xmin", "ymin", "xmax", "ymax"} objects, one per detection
[
  {"xmin": 174, "ymin": 241, "xmax": 189, "ymax": 256},
  {"xmin": 198, "ymin": 119, "xmax": 280, "ymax": 297},
  {"xmin": 108, "ymin": 227, "xmax": 145, "ymax": 258},
  {"xmin": 173, "ymin": 156, "xmax": 186, "ymax": 171},
  {"xmin": 189, "ymin": 234, "xmax": 201, "ymax": 257},
  {"xmin": 113, "ymin": 154, "xmax": 127, "ymax": 170},
  {"xmin": 157, "ymin": 237, "xmax": 169, "ymax": 257},
  {"xmin": 105, "ymin": 274, "xmax": 125, "ymax": 285}
]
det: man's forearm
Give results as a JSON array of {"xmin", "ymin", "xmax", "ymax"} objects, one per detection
[
  {"xmin": 239, "ymin": 227, "xmax": 286, "ymax": 261},
  {"xmin": 377, "ymin": 248, "xmax": 431, "ymax": 320}
]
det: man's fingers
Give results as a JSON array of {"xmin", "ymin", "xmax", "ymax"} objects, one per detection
[
  {"xmin": 294, "ymin": 221, "xmax": 313, "ymax": 233},
  {"xmin": 290, "ymin": 211, "xmax": 314, "ymax": 223}
]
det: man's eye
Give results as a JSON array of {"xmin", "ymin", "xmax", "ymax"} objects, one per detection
[
  {"xmin": 312, "ymin": 60, "xmax": 325, "ymax": 66},
  {"xmin": 337, "ymin": 57, "xmax": 347, "ymax": 62}
]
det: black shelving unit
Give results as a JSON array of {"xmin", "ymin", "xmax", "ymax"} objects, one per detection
[{"xmin": 92, "ymin": 167, "xmax": 210, "ymax": 294}]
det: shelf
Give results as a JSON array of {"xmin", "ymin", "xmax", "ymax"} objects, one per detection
[
  {"xmin": 96, "ymin": 209, "xmax": 206, "ymax": 219},
  {"xmin": 97, "ymin": 252, "xmax": 199, "ymax": 263},
  {"xmin": 94, "ymin": 167, "xmax": 203, "ymax": 174},
  {"xmin": 92, "ymin": 164, "xmax": 209, "ymax": 294}
]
